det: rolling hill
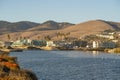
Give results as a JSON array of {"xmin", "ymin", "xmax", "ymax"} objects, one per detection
[
  {"xmin": 59, "ymin": 20, "xmax": 120, "ymax": 38},
  {"xmin": 27, "ymin": 20, "xmax": 74, "ymax": 31},
  {"xmin": 0, "ymin": 21, "xmax": 40, "ymax": 34},
  {"xmin": 0, "ymin": 20, "xmax": 120, "ymax": 41},
  {"xmin": 0, "ymin": 20, "xmax": 74, "ymax": 34}
]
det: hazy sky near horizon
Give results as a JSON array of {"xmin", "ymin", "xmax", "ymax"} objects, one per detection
[{"xmin": 0, "ymin": 0, "xmax": 120, "ymax": 23}]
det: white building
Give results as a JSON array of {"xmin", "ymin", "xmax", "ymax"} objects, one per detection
[
  {"xmin": 92, "ymin": 41, "xmax": 116, "ymax": 49},
  {"xmin": 92, "ymin": 41, "xmax": 99, "ymax": 48},
  {"xmin": 0, "ymin": 41, "xmax": 4, "ymax": 47},
  {"xmin": 46, "ymin": 41, "xmax": 56, "ymax": 47},
  {"xmin": 96, "ymin": 34, "xmax": 114, "ymax": 39},
  {"xmin": 11, "ymin": 39, "xmax": 32, "ymax": 47}
]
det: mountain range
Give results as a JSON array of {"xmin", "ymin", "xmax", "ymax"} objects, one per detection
[
  {"xmin": 0, "ymin": 20, "xmax": 74, "ymax": 34},
  {"xmin": 0, "ymin": 20, "xmax": 120, "ymax": 41}
]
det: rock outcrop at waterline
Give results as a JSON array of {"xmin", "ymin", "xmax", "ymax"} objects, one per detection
[{"xmin": 0, "ymin": 51, "xmax": 38, "ymax": 80}]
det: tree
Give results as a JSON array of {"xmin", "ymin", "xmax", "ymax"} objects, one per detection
[
  {"xmin": 20, "ymin": 36, "xmax": 22, "ymax": 40},
  {"xmin": 56, "ymin": 32, "xmax": 71, "ymax": 41},
  {"xmin": 64, "ymin": 32, "xmax": 70, "ymax": 40},
  {"xmin": 37, "ymin": 36, "xmax": 40, "ymax": 40},
  {"xmin": 7, "ymin": 34, "xmax": 11, "ymax": 40},
  {"xmin": 44, "ymin": 35, "xmax": 51, "ymax": 41}
]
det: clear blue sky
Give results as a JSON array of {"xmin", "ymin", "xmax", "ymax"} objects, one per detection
[{"xmin": 0, "ymin": 0, "xmax": 120, "ymax": 23}]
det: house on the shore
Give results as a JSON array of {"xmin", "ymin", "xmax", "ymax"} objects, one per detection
[
  {"xmin": 11, "ymin": 39, "xmax": 47, "ymax": 47},
  {"xmin": 92, "ymin": 41, "xmax": 99, "ymax": 48},
  {"xmin": 46, "ymin": 41, "xmax": 56, "ymax": 47},
  {"xmin": 92, "ymin": 41, "xmax": 116, "ymax": 49},
  {"xmin": 11, "ymin": 39, "xmax": 32, "ymax": 47},
  {"xmin": 4, "ymin": 41, "xmax": 13, "ymax": 48},
  {"xmin": 73, "ymin": 40, "xmax": 87, "ymax": 48},
  {"xmin": 0, "ymin": 41, "xmax": 4, "ymax": 48},
  {"xmin": 55, "ymin": 40, "xmax": 70, "ymax": 46},
  {"xmin": 31, "ymin": 40, "xmax": 46, "ymax": 47},
  {"xmin": 101, "ymin": 42, "xmax": 116, "ymax": 49},
  {"xmin": 0, "ymin": 41, "xmax": 13, "ymax": 48},
  {"xmin": 54, "ymin": 40, "xmax": 87, "ymax": 49}
]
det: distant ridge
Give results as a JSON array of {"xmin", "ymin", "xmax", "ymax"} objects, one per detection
[
  {"xmin": 27, "ymin": 20, "xmax": 74, "ymax": 31},
  {"xmin": 0, "ymin": 21, "xmax": 40, "ymax": 34},
  {"xmin": 0, "ymin": 19, "xmax": 120, "ymax": 41},
  {"xmin": 0, "ymin": 20, "xmax": 74, "ymax": 34}
]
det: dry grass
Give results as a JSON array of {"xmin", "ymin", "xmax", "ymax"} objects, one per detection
[
  {"xmin": 0, "ymin": 51, "xmax": 38, "ymax": 80},
  {"xmin": 0, "ymin": 20, "xmax": 117, "ymax": 41}
]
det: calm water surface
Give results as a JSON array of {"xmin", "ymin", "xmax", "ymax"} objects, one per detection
[{"xmin": 10, "ymin": 50, "xmax": 120, "ymax": 80}]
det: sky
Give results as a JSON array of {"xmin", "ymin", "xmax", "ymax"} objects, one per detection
[{"xmin": 0, "ymin": 0, "xmax": 120, "ymax": 23}]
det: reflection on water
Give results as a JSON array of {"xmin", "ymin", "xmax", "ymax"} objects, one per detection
[
  {"xmin": 10, "ymin": 50, "xmax": 120, "ymax": 80},
  {"xmin": 92, "ymin": 51, "xmax": 99, "ymax": 56}
]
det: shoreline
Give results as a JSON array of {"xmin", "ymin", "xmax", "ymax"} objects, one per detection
[{"xmin": 1, "ymin": 46, "xmax": 120, "ymax": 54}]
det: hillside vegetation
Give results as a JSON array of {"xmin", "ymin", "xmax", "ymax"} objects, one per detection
[{"xmin": 0, "ymin": 20, "xmax": 120, "ymax": 41}]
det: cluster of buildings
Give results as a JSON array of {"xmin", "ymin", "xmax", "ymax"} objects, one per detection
[
  {"xmin": 0, "ymin": 39, "xmax": 46, "ymax": 48},
  {"xmin": 0, "ymin": 31, "xmax": 120, "ymax": 51}
]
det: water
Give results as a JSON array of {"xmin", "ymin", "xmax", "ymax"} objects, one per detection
[{"xmin": 10, "ymin": 50, "xmax": 120, "ymax": 80}]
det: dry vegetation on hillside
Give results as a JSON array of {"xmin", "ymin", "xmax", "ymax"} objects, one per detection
[{"xmin": 0, "ymin": 20, "xmax": 120, "ymax": 41}]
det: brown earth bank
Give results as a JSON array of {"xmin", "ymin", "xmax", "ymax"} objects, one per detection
[{"xmin": 0, "ymin": 51, "xmax": 38, "ymax": 80}]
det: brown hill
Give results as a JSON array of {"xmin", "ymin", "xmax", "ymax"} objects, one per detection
[
  {"xmin": 27, "ymin": 20, "xmax": 74, "ymax": 31},
  {"xmin": 0, "ymin": 21, "xmax": 40, "ymax": 34},
  {"xmin": 0, "ymin": 20, "xmax": 74, "ymax": 34},
  {"xmin": 59, "ymin": 20, "xmax": 120, "ymax": 38},
  {"xmin": 0, "ymin": 20, "xmax": 120, "ymax": 41}
]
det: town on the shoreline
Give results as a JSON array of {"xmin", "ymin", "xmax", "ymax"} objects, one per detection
[{"xmin": 0, "ymin": 30, "xmax": 120, "ymax": 53}]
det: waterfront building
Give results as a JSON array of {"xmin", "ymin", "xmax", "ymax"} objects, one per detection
[
  {"xmin": 46, "ymin": 41, "xmax": 56, "ymax": 47},
  {"xmin": 92, "ymin": 41, "xmax": 116, "ymax": 49},
  {"xmin": 73, "ymin": 40, "xmax": 87, "ymax": 47},
  {"xmin": 101, "ymin": 42, "xmax": 116, "ymax": 49},
  {"xmin": 0, "ymin": 41, "xmax": 13, "ymax": 48},
  {"xmin": 31, "ymin": 40, "xmax": 46, "ymax": 47},
  {"xmin": 92, "ymin": 41, "xmax": 99, "ymax": 48},
  {"xmin": 11, "ymin": 39, "xmax": 32, "ymax": 47},
  {"xmin": 4, "ymin": 41, "xmax": 13, "ymax": 48},
  {"xmin": 0, "ymin": 41, "xmax": 4, "ymax": 47},
  {"xmin": 12, "ymin": 39, "xmax": 47, "ymax": 47}
]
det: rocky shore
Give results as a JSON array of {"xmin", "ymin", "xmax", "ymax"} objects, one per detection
[{"xmin": 0, "ymin": 51, "xmax": 38, "ymax": 80}]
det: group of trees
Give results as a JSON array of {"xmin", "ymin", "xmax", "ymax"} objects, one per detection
[
  {"xmin": 37, "ymin": 32, "xmax": 71, "ymax": 41},
  {"xmin": 7, "ymin": 34, "xmax": 28, "ymax": 41},
  {"xmin": 6, "ymin": 32, "xmax": 72, "ymax": 41},
  {"xmin": 36, "ymin": 32, "xmax": 71, "ymax": 41},
  {"xmin": 56, "ymin": 32, "xmax": 70, "ymax": 40}
]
